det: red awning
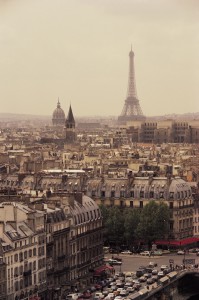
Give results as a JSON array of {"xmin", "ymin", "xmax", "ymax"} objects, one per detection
[
  {"xmin": 94, "ymin": 265, "xmax": 114, "ymax": 275},
  {"xmin": 155, "ymin": 237, "xmax": 199, "ymax": 246}
]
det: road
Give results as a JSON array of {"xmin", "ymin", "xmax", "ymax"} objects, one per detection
[{"xmin": 106, "ymin": 252, "xmax": 199, "ymax": 273}]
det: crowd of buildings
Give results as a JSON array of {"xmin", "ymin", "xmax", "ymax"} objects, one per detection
[
  {"xmin": 0, "ymin": 48, "xmax": 199, "ymax": 299},
  {"xmin": 0, "ymin": 103, "xmax": 199, "ymax": 299}
]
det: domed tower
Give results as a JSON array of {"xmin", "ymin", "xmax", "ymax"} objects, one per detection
[
  {"xmin": 65, "ymin": 105, "xmax": 76, "ymax": 143},
  {"xmin": 52, "ymin": 99, "xmax": 66, "ymax": 126}
]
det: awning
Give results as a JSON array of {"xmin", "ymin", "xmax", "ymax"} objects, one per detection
[
  {"xmin": 155, "ymin": 237, "xmax": 199, "ymax": 246},
  {"xmin": 94, "ymin": 265, "xmax": 114, "ymax": 275}
]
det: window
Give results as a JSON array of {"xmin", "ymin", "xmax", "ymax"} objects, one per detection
[
  {"xmin": 24, "ymin": 251, "xmax": 27, "ymax": 260},
  {"xmin": 29, "ymin": 249, "xmax": 32, "ymax": 257},
  {"xmin": 140, "ymin": 191, "xmax": 144, "ymax": 198},
  {"xmin": 101, "ymin": 191, "xmax": 105, "ymax": 198},
  {"xmin": 169, "ymin": 202, "xmax": 173, "ymax": 209},
  {"xmin": 120, "ymin": 191, "xmax": 125, "ymax": 197},
  {"xmin": 111, "ymin": 191, "xmax": 115, "ymax": 198},
  {"xmin": 159, "ymin": 192, "xmax": 164, "ymax": 199},
  {"xmin": 14, "ymin": 254, "xmax": 18, "ymax": 263},
  {"xmin": 130, "ymin": 201, "xmax": 133, "ymax": 208},
  {"xmin": 140, "ymin": 201, "xmax": 143, "ymax": 208},
  {"xmin": 130, "ymin": 191, "xmax": 134, "ymax": 198},
  {"xmin": 150, "ymin": 191, "xmax": 154, "ymax": 198},
  {"xmin": 169, "ymin": 192, "xmax": 174, "ymax": 199}
]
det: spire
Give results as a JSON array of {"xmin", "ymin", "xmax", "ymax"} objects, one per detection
[
  {"xmin": 66, "ymin": 105, "xmax": 75, "ymax": 124},
  {"xmin": 57, "ymin": 97, "xmax": 61, "ymax": 108}
]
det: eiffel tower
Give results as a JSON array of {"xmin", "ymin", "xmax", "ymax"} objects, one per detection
[{"xmin": 118, "ymin": 47, "xmax": 145, "ymax": 124}]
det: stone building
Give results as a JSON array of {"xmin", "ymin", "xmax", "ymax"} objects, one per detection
[
  {"xmin": 30, "ymin": 192, "xmax": 103, "ymax": 299},
  {"xmin": 126, "ymin": 119, "xmax": 199, "ymax": 144},
  {"xmin": 0, "ymin": 254, "xmax": 6, "ymax": 300},
  {"xmin": 0, "ymin": 202, "xmax": 46, "ymax": 300},
  {"xmin": 85, "ymin": 174, "xmax": 194, "ymax": 242}
]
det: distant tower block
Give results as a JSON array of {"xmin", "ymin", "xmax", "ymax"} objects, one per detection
[{"xmin": 118, "ymin": 48, "xmax": 145, "ymax": 124}]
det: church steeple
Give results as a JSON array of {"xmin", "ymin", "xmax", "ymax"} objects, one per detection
[
  {"xmin": 65, "ymin": 104, "xmax": 76, "ymax": 143},
  {"xmin": 66, "ymin": 105, "xmax": 75, "ymax": 124}
]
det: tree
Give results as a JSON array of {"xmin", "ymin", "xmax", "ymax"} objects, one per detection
[
  {"xmin": 135, "ymin": 201, "xmax": 170, "ymax": 247},
  {"xmin": 123, "ymin": 208, "xmax": 141, "ymax": 247},
  {"xmin": 99, "ymin": 205, "xmax": 124, "ymax": 247}
]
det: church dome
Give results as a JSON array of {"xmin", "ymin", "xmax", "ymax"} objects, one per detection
[{"xmin": 52, "ymin": 99, "xmax": 65, "ymax": 126}]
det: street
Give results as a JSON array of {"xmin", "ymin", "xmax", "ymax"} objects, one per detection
[{"xmin": 106, "ymin": 252, "xmax": 199, "ymax": 273}]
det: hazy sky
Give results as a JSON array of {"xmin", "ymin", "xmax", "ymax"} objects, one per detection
[{"xmin": 0, "ymin": 0, "xmax": 198, "ymax": 117}]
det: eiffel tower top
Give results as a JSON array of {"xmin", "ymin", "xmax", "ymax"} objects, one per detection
[{"xmin": 126, "ymin": 46, "xmax": 137, "ymax": 99}]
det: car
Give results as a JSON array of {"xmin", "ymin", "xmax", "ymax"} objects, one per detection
[
  {"xmin": 148, "ymin": 261, "xmax": 158, "ymax": 268},
  {"xmin": 139, "ymin": 276, "xmax": 147, "ymax": 282},
  {"xmin": 146, "ymin": 278, "xmax": 155, "ymax": 285},
  {"xmin": 153, "ymin": 250, "xmax": 163, "ymax": 256},
  {"xmin": 177, "ymin": 250, "xmax": 185, "ymax": 255},
  {"xmin": 112, "ymin": 256, "xmax": 122, "ymax": 261},
  {"xmin": 136, "ymin": 269, "xmax": 145, "ymax": 278},
  {"xmin": 196, "ymin": 252, "xmax": 199, "ymax": 256},
  {"xmin": 157, "ymin": 271, "xmax": 165, "ymax": 278},
  {"xmin": 140, "ymin": 251, "xmax": 150, "ymax": 256},
  {"xmin": 114, "ymin": 296, "xmax": 123, "ymax": 300},
  {"xmin": 95, "ymin": 292, "xmax": 104, "ymax": 299},
  {"xmin": 108, "ymin": 259, "xmax": 122, "ymax": 265},
  {"xmin": 160, "ymin": 265, "xmax": 169, "ymax": 271},
  {"xmin": 121, "ymin": 250, "xmax": 132, "ymax": 255},
  {"xmin": 143, "ymin": 273, "xmax": 151, "ymax": 279},
  {"xmin": 151, "ymin": 275, "xmax": 158, "ymax": 282},
  {"xmin": 126, "ymin": 286, "xmax": 135, "ymax": 293},
  {"xmin": 152, "ymin": 269, "xmax": 158, "ymax": 275},
  {"xmin": 120, "ymin": 289, "xmax": 129, "ymax": 297}
]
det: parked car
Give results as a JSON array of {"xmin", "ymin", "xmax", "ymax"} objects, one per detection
[
  {"xmin": 177, "ymin": 250, "xmax": 185, "ymax": 255},
  {"xmin": 121, "ymin": 250, "xmax": 132, "ymax": 255},
  {"xmin": 112, "ymin": 256, "xmax": 122, "ymax": 261},
  {"xmin": 108, "ymin": 259, "xmax": 122, "ymax": 265},
  {"xmin": 153, "ymin": 250, "xmax": 163, "ymax": 256},
  {"xmin": 140, "ymin": 251, "xmax": 150, "ymax": 256}
]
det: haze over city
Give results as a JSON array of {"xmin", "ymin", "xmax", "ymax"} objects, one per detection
[{"xmin": 0, "ymin": 0, "xmax": 198, "ymax": 117}]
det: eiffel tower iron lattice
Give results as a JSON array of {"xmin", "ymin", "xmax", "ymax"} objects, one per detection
[{"xmin": 118, "ymin": 48, "xmax": 145, "ymax": 123}]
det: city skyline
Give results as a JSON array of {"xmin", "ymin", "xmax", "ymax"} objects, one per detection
[{"xmin": 0, "ymin": 0, "xmax": 198, "ymax": 117}]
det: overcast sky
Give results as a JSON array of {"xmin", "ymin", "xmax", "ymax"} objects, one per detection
[{"xmin": 0, "ymin": 0, "xmax": 198, "ymax": 117}]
